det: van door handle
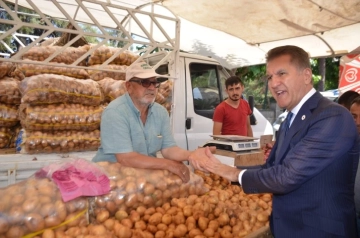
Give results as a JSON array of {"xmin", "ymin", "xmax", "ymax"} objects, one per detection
[{"xmin": 186, "ymin": 118, "xmax": 191, "ymax": 129}]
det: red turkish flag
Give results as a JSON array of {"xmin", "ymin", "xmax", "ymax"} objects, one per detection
[{"xmin": 338, "ymin": 54, "xmax": 360, "ymax": 94}]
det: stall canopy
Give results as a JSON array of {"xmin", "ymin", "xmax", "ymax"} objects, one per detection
[{"xmin": 3, "ymin": 0, "xmax": 360, "ymax": 69}]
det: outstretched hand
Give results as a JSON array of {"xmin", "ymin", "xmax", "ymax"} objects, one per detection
[
  {"xmin": 188, "ymin": 146, "xmax": 216, "ymax": 172},
  {"xmin": 202, "ymin": 147, "xmax": 241, "ymax": 182}
]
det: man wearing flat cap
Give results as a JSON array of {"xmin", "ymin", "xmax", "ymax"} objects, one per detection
[{"xmin": 93, "ymin": 62, "xmax": 212, "ymax": 182}]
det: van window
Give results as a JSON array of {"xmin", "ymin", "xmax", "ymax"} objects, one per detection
[{"xmin": 190, "ymin": 63, "xmax": 223, "ymax": 119}]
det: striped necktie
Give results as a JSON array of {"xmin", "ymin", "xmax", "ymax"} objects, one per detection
[
  {"xmin": 284, "ymin": 111, "xmax": 294, "ymax": 135},
  {"xmin": 273, "ymin": 111, "xmax": 294, "ymax": 162}
]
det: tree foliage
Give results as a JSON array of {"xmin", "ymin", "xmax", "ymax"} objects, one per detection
[{"xmin": 311, "ymin": 57, "xmax": 340, "ymax": 90}]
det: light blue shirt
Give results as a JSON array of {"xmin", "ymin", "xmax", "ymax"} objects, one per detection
[{"xmin": 92, "ymin": 93, "xmax": 176, "ymax": 162}]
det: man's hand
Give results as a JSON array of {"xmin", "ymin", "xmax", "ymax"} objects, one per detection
[
  {"xmin": 116, "ymin": 152, "xmax": 190, "ymax": 182},
  {"xmin": 263, "ymin": 142, "xmax": 274, "ymax": 161},
  {"xmin": 188, "ymin": 146, "xmax": 216, "ymax": 171},
  {"xmin": 167, "ymin": 161, "xmax": 190, "ymax": 183},
  {"xmin": 202, "ymin": 147, "xmax": 241, "ymax": 182}
]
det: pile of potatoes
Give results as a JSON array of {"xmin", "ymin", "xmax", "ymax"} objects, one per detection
[
  {"xmin": 19, "ymin": 103, "xmax": 104, "ymax": 131},
  {"xmin": 20, "ymin": 74, "xmax": 104, "ymax": 106},
  {"xmin": 20, "ymin": 129, "xmax": 100, "ymax": 154},
  {"xmin": 0, "ymin": 162, "xmax": 272, "ymax": 238},
  {"xmin": 21, "ymin": 45, "xmax": 90, "ymax": 66},
  {"xmin": 13, "ymin": 61, "xmax": 90, "ymax": 80},
  {"xmin": 83, "ymin": 164, "xmax": 272, "ymax": 238},
  {"xmin": 0, "ymin": 177, "xmax": 88, "ymax": 238},
  {"xmin": 0, "ymin": 77, "xmax": 21, "ymax": 105},
  {"xmin": 33, "ymin": 170, "xmax": 272, "ymax": 238},
  {"xmin": 87, "ymin": 46, "xmax": 139, "ymax": 66},
  {"xmin": 88, "ymin": 162, "xmax": 209, "ymax": 219},
  {"xmin": 87, "ymin": 65, "xmax": 127, "ymax": 81}
]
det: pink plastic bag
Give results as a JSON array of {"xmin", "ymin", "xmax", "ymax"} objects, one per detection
[{"xmin": 36, "ymin": 158, "xmax": 110, "ymax": 202}]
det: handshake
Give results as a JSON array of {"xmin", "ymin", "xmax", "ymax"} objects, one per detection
[{"xmin": 188, "ymin": 146, "xmax": 241, "ymax": 183}]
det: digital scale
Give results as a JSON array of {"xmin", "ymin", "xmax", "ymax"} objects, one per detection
[{"xmin": 203, "ymin": 135, "xmax": 260, "ymax": 152}]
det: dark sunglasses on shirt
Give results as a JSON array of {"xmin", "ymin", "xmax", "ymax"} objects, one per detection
[{"xmin": 130, "ymin": 79, "xmax": 160, "ymax": 88}]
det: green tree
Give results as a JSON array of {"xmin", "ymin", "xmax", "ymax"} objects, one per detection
[{"xmin": 311, "ymin": 57, "xmax": 340, "ymax": 90}]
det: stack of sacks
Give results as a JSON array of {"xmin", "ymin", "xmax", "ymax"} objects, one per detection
[
  {"xmin": 86, "ymin": 45, "xmax": 139, "ymax": 82},
  {"xmin": 6, "ymin": 43, "xmax": 174, "ymax": 153},
  {"xmin": 0, "ymin": 61, "xmax": 21, "ymax": 149},
  {"xmin": 18, "ymin": 74, "xmax": 104, "ymax": 154},
  {"xmin": 87, "ymin": 46, "xmax": 133, "ymax": 107},
  {"xmin": 86, "ymin": 46, "xmax": 173, "ymax": 113},
  {"xmin": 14, "ymin": 45, "xmax": 105, "ymax": 154},
  {"xmin": 12, "ymin": 45, "xmax": 90, "ymax": 80}
]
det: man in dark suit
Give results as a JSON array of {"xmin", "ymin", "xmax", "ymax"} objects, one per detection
[
  {"xmin": 350, "ymin": 96, "xmax": 360, "ymax": 237},
  {"xmin": 198, "ymin": 45, "xmax": 359, "ymax": 237}
]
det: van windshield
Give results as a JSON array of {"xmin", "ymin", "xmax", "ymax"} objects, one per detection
[{"xmin": 190, "ymin": 63, "xmax": 227, "ymax": 119}]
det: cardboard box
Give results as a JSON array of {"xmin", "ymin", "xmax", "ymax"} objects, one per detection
[
  {"xmin": 214, "ymin": 149, "xmax": 265, "ymax": 167},
  {"xmin": 260, "ymin": 134, "xmax": 273, "ymax": 148}
]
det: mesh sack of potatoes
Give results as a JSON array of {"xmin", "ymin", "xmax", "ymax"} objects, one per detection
[
  {"xmin": 9, "ymin": 124, "xmax": 21, "ymax": 148},
  {"xmin": 0, "ymin": 61, "xmax": 15, "ymax": 79},
  {"xmin": 0, "ymin": 104, "xmax": 19, "ymax": 127},
  {"xmin": 19, "ymin": 103, "xmax": 104, "ymax": 131},
  {"xmin": 87, "ymin": 64, "xmax": 127, "ymax": 81},
  {"xmin": 158, "ymin": 80, "xmax": 173, "ymax": 100},
  {"xmin": 88, "ymin": 162, "xmax": 209, "ymax": 221},
  {"xmin": 156, "ymin": 80, "xmax": 173, "ymax": 113},
  {"xmin": 21, "ymin": 45, "xmax": 90, "ymax": 66},
  {"xmin": 0, "ymin": 176, "xmax": 88, "ymax": 238},
  {"xmin": 0, "ymin": 127, "xmax": 12, "ymax": 148},
  {"xmin": 20, "ymin": 74, "xmax": 104, "ymax": 106},
  {"xmin": 18, "ymin": 129, "xmax": 100, "ymax": 154},
  {"xmin": 0, "ymin": 77, "xmax": 21, "ymax": 105},
  {"xmin": 13, "ymin": 60, "xmax": 90, "ymax": 80},
  {"xmin": 98, "ymin": 77, "xmax": 127, "ymax": 102},
  {"xmin": 87, "ymin": 46, "xmax": 139, "ymax": 66}
]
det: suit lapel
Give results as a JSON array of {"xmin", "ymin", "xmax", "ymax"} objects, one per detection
[{"xmin": 274, "ymin": 92, "xmax": 322, "ymax": 164}]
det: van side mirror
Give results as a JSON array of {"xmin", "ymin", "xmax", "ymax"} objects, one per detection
[{"xmin": 248, "ymin": 95, "xmax": 257, "ymax": 125}]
